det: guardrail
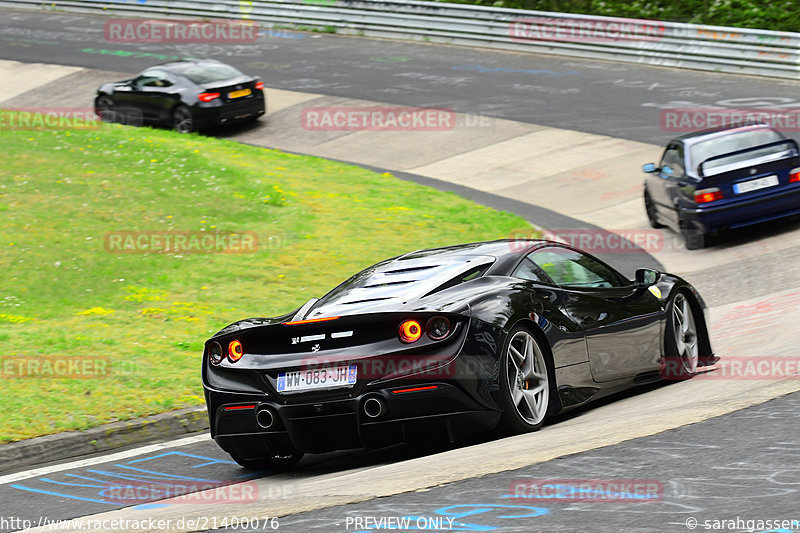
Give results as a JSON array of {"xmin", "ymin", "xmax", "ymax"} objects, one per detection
[{"xmin": 3, "ymin": 0, "xmax": 800, "ymax": 79}]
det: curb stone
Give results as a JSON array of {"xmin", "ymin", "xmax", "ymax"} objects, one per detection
[{"xmin": 0, "ymin": 406, "xmax": 209, "ymax": 473}]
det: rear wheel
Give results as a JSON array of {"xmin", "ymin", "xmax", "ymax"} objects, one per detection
[
  {"xmin": 644, "ymin": 191, "xmax": 665, "ymax": 229},
  {"xmin": 172, "ymin": 105, "xmax": 195, "ymax": 133},
  {"xmin": 662, "ymin": 292, "xmax": 699, "ymax": 380},
  {"xmin": 498, "ymin": 326, "xmax": 553, "ymax": 434},
  {"xmin": 680, "ymin": 216, "xmax": 705, "ymax": 250},
  {"xmin": 682, "ymin": 227, "xmax": 705, "ymax": 250}
]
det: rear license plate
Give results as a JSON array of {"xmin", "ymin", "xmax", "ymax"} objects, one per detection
[
  {"xmin": 277, "ymin": 364, "xmax": 357, "ymax": 393},
  {"xmin": 228, "ymin": 88, "xmax": 251, "ymax": 99},
  {"xmin": 733, "ymin": 174, "xmax": 779, "ymax": 194}
]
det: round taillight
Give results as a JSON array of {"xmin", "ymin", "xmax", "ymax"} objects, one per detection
[
  {"xmin": 398, "ymin": 320, "xmax": 422, "ymax": 343},
  {"xmin": 426, "ymin": 316, "xmax": 451, "ymax": 340},
  {"xmin": 228, "ymin": 339, "xmax": 244, "ymax": 362},
  {"xmin": 209, "ymin": 342, "xmax": 224, "ymax": 365}
]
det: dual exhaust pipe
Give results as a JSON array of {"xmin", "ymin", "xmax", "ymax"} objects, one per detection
[{"xmin": 254, "ymin": 396, "xmax": 388, "ymax": 428}]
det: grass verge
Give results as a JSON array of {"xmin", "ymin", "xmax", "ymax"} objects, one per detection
[{"xmin": 0, "ymin": 114, "xmax": 532, "ymax": 443}]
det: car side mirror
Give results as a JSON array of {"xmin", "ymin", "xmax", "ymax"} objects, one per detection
[
  {"xmin": 642, "ymin": 163, "xmax": 657, "ymax": 173},
  {"xmin": 635, "ymin": 268, "xmax": 659, "ymax": 287}
]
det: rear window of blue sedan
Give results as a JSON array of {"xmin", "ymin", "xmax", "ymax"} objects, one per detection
[{"xmin": 690, "ymin": 129, "xmax": 785, "ymax": 175}]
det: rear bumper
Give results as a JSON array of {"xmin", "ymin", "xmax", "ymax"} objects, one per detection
[
  {"xmin": 207, "ymin": 383, "xmax": 498, "ymax": 455},
  {"xmin": 193, "ymin": 93, "xmax": 265, "ymax": 128},
  {"xmin": 684, "ymin": 185, "xmax": 800, "ymax": 233}
]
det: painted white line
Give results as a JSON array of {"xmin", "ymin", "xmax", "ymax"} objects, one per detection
[{"xmin": 0, "ymin": 433, "xmax": 210, "ymax": 485}]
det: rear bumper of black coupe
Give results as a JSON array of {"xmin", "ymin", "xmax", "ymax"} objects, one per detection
[{"xmin": 206, "ymin": 382, "xmax": 499, "ymax": 455}]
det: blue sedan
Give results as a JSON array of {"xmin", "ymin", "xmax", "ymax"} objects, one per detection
[{"xmin": 642, "ymin": 123, "xmax": 800, "ymax": 249}]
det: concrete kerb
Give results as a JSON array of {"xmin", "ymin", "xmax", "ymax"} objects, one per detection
[{"xmin": 0, "ymin": 406, "xmax": 208, "ymax": 473}]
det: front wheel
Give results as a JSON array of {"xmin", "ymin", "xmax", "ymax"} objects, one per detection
[
  {"xmin": 172, "ymin": 105, "xmax": 196, "ymax": 133},
  {"xmin": 662, "ymin": 292, "xmax": 699, "ymax": 381},
  {"xmin": 498, "ymin": 326, "xmax": 553, "ymax": 434},
  {"xmin": 644, "ymin": 191, "xmax": 665, "ymax": 229},
  {"xmin": 95, "ymin": 95, "xmax": 117, "ymax": 123}
]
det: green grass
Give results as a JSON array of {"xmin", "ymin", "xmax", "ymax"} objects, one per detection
[{"xmin": 0, "ymin": 113, "xmax": 532, "ymax": 443}]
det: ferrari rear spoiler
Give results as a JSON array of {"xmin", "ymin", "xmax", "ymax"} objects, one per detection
[{"xmin": 697, "ymin": 138, "xmax": 799, "ymax": 177}]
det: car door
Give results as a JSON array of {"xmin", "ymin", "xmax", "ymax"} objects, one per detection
[
  {"xmin": 648, "ymin": 142, "xmax": 687, "ymax": 229},
  {"xmin": 526, "ymin": 246, "xmax": 662, "ymax": 382},
  {"xmin": 511, "ymin": 257, "xmax": 588, "ymax": 368},
  {"xmin": 129, "ymin": 70, "xmax": 174, "ymax": 121}
]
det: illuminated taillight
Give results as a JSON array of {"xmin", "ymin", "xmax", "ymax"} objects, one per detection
[
  {"xmin": 209, "ymin": 341, "xmax": 224, "ymax": 365},
  {"xmin": 228, "ymin": 339, "xmax": 244, "ymax": 362},
  {"xmin": 398, "ymin": 320, "xmax": 422, "ymax": 343},
  {"xmin": 790, "ymin": 167, "xmax": 800, "ymax": 183},
  {"xmin": 198, "ymin": 92, "xmax": 220, "ymax": 103},
  {"xmin": 255, "ymin": 81, "xmax": 264, "ymax": 90},
  {"xmin": 694, "ymin": 187, "xmax": 724, "ymax": 204},
  {"xmin": 426, "ymin": 316, "xmax": 451, "ymax": 340}
]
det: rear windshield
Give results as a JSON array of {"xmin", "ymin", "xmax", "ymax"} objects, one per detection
[
  {"xmin": 179, "ymin": 64, "xmax": 243, "ymax": 84},
  {"xmin": 690, "ymin": 129, "xmax": 787, "ymax": 175}
]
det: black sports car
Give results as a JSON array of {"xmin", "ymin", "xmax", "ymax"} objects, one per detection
[
  {"xmin": 94, "ymin": 59, "xmax": 265, "ymax": 133},
  {"xmin": 202, "ymin": 240, "xmax": 716, "ymax": 469}
]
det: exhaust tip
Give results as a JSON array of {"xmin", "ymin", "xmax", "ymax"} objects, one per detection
[
  {"xmin": 255, "ymin": 407, "xmax": 275, "ymax": 429},
  {"xmin": 363, "ymin": 396, "xmax": 387, "ymax": 419}
]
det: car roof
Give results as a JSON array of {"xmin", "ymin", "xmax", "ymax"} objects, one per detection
[
  {"xmin": 672, "ymin": 123, "xmax": 780, "ymax": 147},
  {"xmin": 148, "ymin": 59, "xmax": 224, "ymax": 73},
  {"xmin": 398, "ymin": 239, "xmax": 548, "ymax": 260},
  {"xmin": 305, "ymin": 239, "xmax": 549, "ymax": 316}
]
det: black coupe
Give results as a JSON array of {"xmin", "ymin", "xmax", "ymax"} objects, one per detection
[
  {"xmin": 202, "ymin": 240, "xmax": 715, "ymax": 469},
  {"xmin": 94, "ymin": 59, "xmax": 265, "ymax": 133}
]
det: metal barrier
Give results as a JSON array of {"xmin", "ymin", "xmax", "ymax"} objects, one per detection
[{"xmin": 3, "ymin": 0, "xmax": 800, "ymax": 79}]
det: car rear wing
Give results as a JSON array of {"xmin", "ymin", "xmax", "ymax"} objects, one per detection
[{"xmin": 697, "ymin": 138, "xmax": 799, "ymax": 177}]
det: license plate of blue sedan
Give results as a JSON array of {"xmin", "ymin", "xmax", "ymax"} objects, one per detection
[
  {"xmin": 277, "ymin": 364, "xmax": 357, "ymax": 393},
  {"xmin": 733, "ymin": 174, "xmax": 779, "ymax": 194},
  {"xmin": 228, "ymin": 88, "xmax": 251, "ymax": 99}
]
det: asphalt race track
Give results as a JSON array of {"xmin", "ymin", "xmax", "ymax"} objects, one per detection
[
  {"xmin": 5, "ymin": 10, "xmax": 800, "ymax": 146},
  {"xmin": 259, "ymin": 391, "xmax": 800, "ymax": 533},
  {"xmin": 2, "ymin": 7, "xmax": 800, "ymax": 533}
]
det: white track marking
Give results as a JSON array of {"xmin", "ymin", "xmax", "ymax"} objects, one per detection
[
  {"xmin": 0, "ymin": 434, "xmax": 210, "ymax": 485},
  {"xmin": 0, "ymin": 60, "xmax": 83, "ymax": 103}
]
